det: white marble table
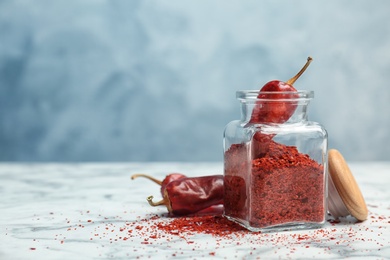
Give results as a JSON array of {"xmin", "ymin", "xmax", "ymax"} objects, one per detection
[{"xmin": 0, "ymin": 162, "xmax": 389, "ymax": 259}]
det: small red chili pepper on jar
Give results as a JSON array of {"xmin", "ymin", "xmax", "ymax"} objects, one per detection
[{"xmin": 132, "ymin": 174, "xmax": 224, "ymax": 216}]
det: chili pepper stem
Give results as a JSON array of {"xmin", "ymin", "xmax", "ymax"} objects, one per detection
[
  {"xmin": 131, "ymin": 174, "xmax": 162, "ymax": 186},
  {"xmin": 286, "ymin": 57, "xmax": 313, "ymax": 85},
  {"xmin": 147, "ymin": 195, "xmax": 167, "ymax": 207}
]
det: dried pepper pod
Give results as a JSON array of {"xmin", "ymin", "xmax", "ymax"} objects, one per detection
[
  {"xmin": 147, "ymin": 175, "xmax": 224, "ymax": 216},
  {"xmin": 131, "ymin": 173, "xmax": 186, "ymax": 196}
]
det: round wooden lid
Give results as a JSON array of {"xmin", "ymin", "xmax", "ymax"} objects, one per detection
[{"xmin": 328, "ymin": 149, "xmax": 368, "ymax": 221}]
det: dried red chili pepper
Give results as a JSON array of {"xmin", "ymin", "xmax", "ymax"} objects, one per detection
[
  {"xmin": 249, "ymin": 57, "xmax": 312, "ymax": 125},
  {"xmin": 131, "ymin": 173, "xmax": 186, "ymax": 197},
  {"xmin": 146, "ymin": 175, "xmax": 224, "ymax": 216}
]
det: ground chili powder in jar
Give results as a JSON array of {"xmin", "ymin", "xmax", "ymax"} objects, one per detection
[{"xmin": 223, "ymin": 90, "xmax": 327, "ymax": 232}]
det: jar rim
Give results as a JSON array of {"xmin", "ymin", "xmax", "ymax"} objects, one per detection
[{"xmin": 236, "ymin": 90, "xmax": 314, "ymax": 101}]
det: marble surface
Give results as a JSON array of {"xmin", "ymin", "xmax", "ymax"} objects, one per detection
[{"xmin": 0, "ymin": 162, "xmax": 389, "ymax": 259}]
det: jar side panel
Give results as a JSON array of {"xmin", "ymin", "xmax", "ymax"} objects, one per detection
[
  {"xmin": 247, "ymin": 124, "xmax": 327, "ymax": 230},
  {"xmin": 223, "ymin": 121, "xmax": 252, "ymax": 223}
]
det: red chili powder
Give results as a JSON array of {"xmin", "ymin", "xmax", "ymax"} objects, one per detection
[
  {"xmin": 154, "ymin": 215, "xmax": 247, "ymax": 237},
  {"xmin": 224, "ymin": 139, "xmax": 325, "ymax": 228},
  {"xmin": 53, "ymin": 207, "xmax": 387, "ymax": 256}
]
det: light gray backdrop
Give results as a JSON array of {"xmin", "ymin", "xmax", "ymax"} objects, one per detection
[{"xmin": 1, "ymin": 0, "xmax": 389, "ymax": 162}]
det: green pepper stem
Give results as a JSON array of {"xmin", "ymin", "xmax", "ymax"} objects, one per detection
[
  {"xmin": 147, "ymin": 195, "xmax": 167, "ymax": 207},
  {"xmin": 131, "ymin": 174, "xmax": 162, "ymax": 186}
]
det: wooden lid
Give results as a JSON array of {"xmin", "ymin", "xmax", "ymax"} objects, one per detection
[{"xmin": 328, "ymin": 149, "xmax": 368, "ymax": 221}]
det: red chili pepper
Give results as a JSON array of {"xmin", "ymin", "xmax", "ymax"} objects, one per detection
[
  {"xmin": 146, "ymin": 175, "xmax": 224, "ymax": 216},
  {"xmin": 249, "ymin": 57, "xmax": 312, "ymax": 125},
  {"xmin": 131, "ymin": 173, "xmax": 186, "ymax": 196}
]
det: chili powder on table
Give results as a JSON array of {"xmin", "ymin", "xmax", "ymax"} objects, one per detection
[{"xmin": 224, "ymin": 140, "xmax": 325, "ymax": 229}]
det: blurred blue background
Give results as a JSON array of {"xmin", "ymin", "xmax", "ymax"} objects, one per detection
[{"xmin": 1, "ymin": 0, "xmax": 389, "ymax": 162}]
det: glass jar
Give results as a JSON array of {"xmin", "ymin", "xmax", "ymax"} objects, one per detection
[{"xmin": 223, "ymin": 90, "xmax": 328, "ymax": 232}]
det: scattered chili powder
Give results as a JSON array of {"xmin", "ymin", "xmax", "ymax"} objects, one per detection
[
  {"xmin": 47, "ymin": 203, "xmax": 388, "ymax": 258},
  {"xmin": 224, "ymin": 139, "xmax": 325, "ymax": 229},
  {"xmin": 155, "ymin": 215, "xmax": 248, "ymax": 237}
]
